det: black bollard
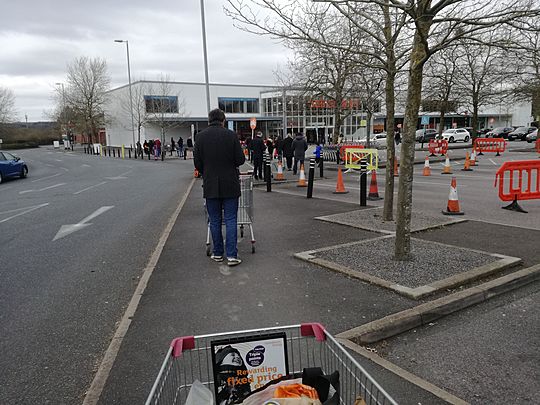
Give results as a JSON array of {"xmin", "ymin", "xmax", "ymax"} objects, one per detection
[
  {"xmin": 360, "ymin": 158, "xmax": 367, "ymax": 207},
  {"xmin": 113, "ymin": 148, "xmax": 116, "ymax": 158},
  {"xmin": 265, "ymin": 157, "xmax": 272, "ymax": 192},
  {"xmin": 319, "ymin": 156, "xmax": 324, "ymax": 178},
  {"xmin": 263, "ymin": 152, "xmax": 268, "ymax": 182},
  {"xmin": 128, "ymin": 148, "xmax": 131, "ymax": 159},
  {"xmin": 307, "ymin": 157, "xmax": 315, "ymax": 198}
]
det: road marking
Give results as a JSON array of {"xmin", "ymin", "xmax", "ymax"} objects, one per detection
[
  {"xmin": 53, "ymin": 206, "xmax": 114, "ymax": 241},
  {"xmin": 19, "ymin": 183, "xmax": 66, "ymax": 194},
  {"xmin": 81, "ymin": 164, "xmax": 92, "ymax": 168},
  {"xmin": 60, "ymin": 167, "xmax": 69, "ymax": 172},
  {"xmin": 0, "ymin": 203, "xmax": 50, "ymax": 224},
  {"xmin": 82, "ymin": 178, "xmax": 196, "ymax": 405},
  {"xmin": 105, "ymin": 176, "xmax": 127, "ymax": 180},
  {"xmin": 489, "ymin": 158, "xmax": 497, "ymax": 165},
  {"xmin": 32, "ymin": 173, "xmax": 61, "ymax": 183},
  {"xmin": 54, "ymin": 159, "xmax": 63, "ymax": 162},
  {"xmin": 73, "ymin": 181, "xmax": 108, "ymax": 195}
]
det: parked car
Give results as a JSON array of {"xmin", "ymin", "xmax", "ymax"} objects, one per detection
[
  {"xmin": 526, "ymin": 129, "xmax": 538, "ymax": 143},
  {"xmin": 415, "ymin": 128, "xmax": 438, "ymax": 142},
  {"xmin": 358, "ymin": 132, "xmax": 387, "ymax": 149},
  {"xmin": 486, "ymin": 127, "xmax": 514, "ymax": 139},
  {"xmin": 0, "ymin": 152, "xmax": 28, "ymax": 183},
  {"xmin": 507, "ymin": 126, "xmax": 537, "ymax": 141},
  {"xmin": 438, "ymin": 128, "xmax": 471, "ymax": 143}
]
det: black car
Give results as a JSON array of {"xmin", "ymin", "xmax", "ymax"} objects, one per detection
[
  {"xmin": 486, "ymin": 127, "xmax": 514, "ymax": 139},
  {"xmin": 507, "ymin": 126, "xmax": 537, "ymax": 141},
  {"xmin": 415, "ymin": 128, "xmax": 438, "ymax": 142}
]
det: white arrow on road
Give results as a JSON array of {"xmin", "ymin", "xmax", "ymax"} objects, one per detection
[{"xmin": 53, "ymin": 206, "xmax": 114, "ymax": 241}]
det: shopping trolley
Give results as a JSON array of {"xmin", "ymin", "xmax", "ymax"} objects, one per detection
[
  {"xmin": 205, "ymin": 173, "xmax": 255, "ymax": 255},
  {"xmin": 146, "ymin": 323, "xmax": 397, "ymax": 405}
]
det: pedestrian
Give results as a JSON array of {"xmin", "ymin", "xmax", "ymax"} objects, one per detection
[
  {"xmin": 143, "ymin": 140, "xmax": 149, "ymax": 157},
  {"xmin": 186, "ymin": 136, "xmax": 193, "ymax": 160},
  {"xmin": 395, "ymin": 131, "xmax": 401, "ymax": 146},
  {"xmin": 266, "ymin": 136, "xmax": 274, "ymax": 160},
  {"xmin": 136, "ymin": 140, "xmax": 143, "ymax": 158},
  {"xmin": 245, "ymin": 136, "xmax": 252, "ymax": 162},
  {"xmin": 177, "ymin": 137, "xmax": 184, "ymax": 157},
  {"xmin": 275, "ymin": 135, "xmax": 283, "ymax": 161},
  {"xmin": 170, "ymin": 137, "xmax": 176, "ymax": 156},
  {"xmin": 250, "ymin": 131, "xmax": 265, "ymax": 180},
  {"xmin": 282, "ymin": 133, "xmax": 294, "ymax": 170},
  {"xmin": 154, "ymin": 138, "xmax": 161, "ymax": 160},
  {"xmin": 314, "ymin": 141, "xmax": 322, "ymax": 167},
  {"xmin": 194, "ymin": 108, "xmax": 245, "ymax": 266},
  {"xmin": 292, "ymin": 132, "xmax": 308, "ymax": 175},
  {"xmin": 148, "ymin": 139, "xmax": 154, "ymax": 159}
]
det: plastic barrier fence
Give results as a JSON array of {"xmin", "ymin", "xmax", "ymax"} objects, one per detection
[
  {"xmin": 428, "ymin": 139, "xmax": 448, "ymax": 156},
  {"xmin": 339, "ymin": 143, "xmax": 365, "ymax": 162},
  {"xmin": 536, "ymin": 138, "xmax": 540, "ymax": 154},
  {"xmin": 494, "ymin": 159, "xmax": 540, "ymax": 212},
  {"xmin": 345, "ymin": 148, "xmax": 379, "ymax": 171},
  {"xmin": 474, "ymin": 138, "xmax": 506, "ymax": 156}
]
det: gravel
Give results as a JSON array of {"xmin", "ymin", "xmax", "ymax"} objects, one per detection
[
  {"xmin": 314, "ymin": 236, "xmax": 498, "ymax": 288},
  {"xmin": 316, "ymin": 208, "xmax": 463, "ymax": 233}
]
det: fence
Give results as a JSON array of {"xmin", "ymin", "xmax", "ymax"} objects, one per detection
[
  {"xmin": 474, "ymin": 138, "xmax": 506, "ymax": 156},
  {"xmin": 428, "ymin": 139, "xmax": 449, "ymax": 156},
  {"xmin": 344, "ymin": 148, "xmax": 379, "ymax": 171},
  {"xmin": 494, "ymin": 159, "xmax": 540, "ymax": 213}
]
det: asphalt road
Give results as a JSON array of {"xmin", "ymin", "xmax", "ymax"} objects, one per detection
[{"xmin": 0, "ymin": 147, "xmax": 194, "ymax": 404}]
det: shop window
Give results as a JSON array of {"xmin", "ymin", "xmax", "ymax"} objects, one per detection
[
  {"xmin": 144, "ymin": 96, "xmax": 179, "ymax": 113},
  {"xmin": 218, "ymin": 98, "xmax": 259, "ymax": 114}
]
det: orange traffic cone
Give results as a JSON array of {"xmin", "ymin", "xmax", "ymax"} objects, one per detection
[
  {"xmin": 297, "ymin": 163, "xmax": 307, "ymax": 187},
  {"xmin": 442, "ymin": 176, "xmax": 464, "ymax": 215},
  {"xmin": 367, "ymin": 170, "xmax": 382, "ymax": 200},
  {"xmin": 333, "ymin": 168, "xmax": 348, "ymax": 194},
  {"xmin": 442, "ymin": 154, "xmax": 453, "ymax": 174},
  {"xmin": 470, "ymin": 150, "xmax": 477, "ymax": 166},
  {"xmin": 393, "ymin": 156, "xmax": 399, "ymax": 177},
  {"xmin": 423, "ymin": 156, "xmax": 431, "ymax": 176},
  {"xmin": 275, "ymin": 159, "xmax": 285, "ymax": 181},
  {"xmin": 462, "ymin": 152, "xmax": 473, "ymax": 171}
]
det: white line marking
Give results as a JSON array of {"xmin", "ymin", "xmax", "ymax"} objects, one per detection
[
  {"xmin": 39, "ymin": 183, "xmax": 66, "ymax": 191},
  {"xmin": 81, "ymin": 164, "xmax": 92, "ymax": 168},
  {"xmin": 0, "ymin": 203, "xmax": 49, "ymax": 224},
  {"xmin": 53, "ymin": 206, "xmax": 114, "ymax": 241},
  {"xmin": 60, "ymin": 167, "xmax": 69, "ymax": 172},
  {"xmin": 32, "ymin": 173, "xmax": 62, "ymax": 183},
  {"xmin": 489, "ymin": 158, "xmax": 497, "ymax": 165},
  {"xmin": 74, "ymin": 181, "xmax": 108, "ymax": 195},
  {"xmin": 54, "ymin": 159, "xmax": 63, "ymax": 162},
  {"xmin": 82, "ymin": 178, "xmax": 197, "ymax": 405}
]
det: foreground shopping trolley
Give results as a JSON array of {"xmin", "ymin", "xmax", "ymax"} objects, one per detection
[
  {"xmin": 146, "ymin": 323, "xmax": 397, "ymax": 405},
  {"xmin": 206, "ymin": 173, "xmax": 255, "ymax": 255}
]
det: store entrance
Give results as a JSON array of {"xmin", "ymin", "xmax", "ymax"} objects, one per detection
[{"xmin": 305, "ymin": 127, "xmax": 329, "ymax": 144}]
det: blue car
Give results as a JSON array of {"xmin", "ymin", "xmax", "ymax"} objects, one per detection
[{"xmin": 0, "ymin": 151, "xmax": 28, "ymax": 183}]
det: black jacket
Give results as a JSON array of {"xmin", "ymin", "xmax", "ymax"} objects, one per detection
[
  {"xmin": 194, "ymin": 124, "xmax": 246, "ymax": 199},
  {"xmin": 250, "ymin": 137, "xmax": 265, "ymax": 160},
  {"xmin": 282, "ymin": 136, "xmax": 294, "ymax": 157},
  {"xmin": 292, "ymin": 135, "xmax": 308, "ymax": 159}
]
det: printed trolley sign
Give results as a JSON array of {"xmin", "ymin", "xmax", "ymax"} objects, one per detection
[
  {"xmin": 250, "ymin": 117, "xmax": 257, "ymax": 130},
  {"xmin": 211, "ymin": 332, "xmax": 288, "ymax": 404}
]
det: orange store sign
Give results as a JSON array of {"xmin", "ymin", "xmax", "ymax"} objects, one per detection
[{"xmin": 310, "ymin": 99, "xmax": 360, "ymax": 109}]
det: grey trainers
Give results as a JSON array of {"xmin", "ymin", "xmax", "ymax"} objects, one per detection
[
  {"xmin": 211, "ymin": 255, "xmax": 223, "ymax": 262},
  {"xmin": 227, "ymin": 257, "xmax": 242, "ymax": 266}
]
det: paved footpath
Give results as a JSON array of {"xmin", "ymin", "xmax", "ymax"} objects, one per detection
[{"xmin": 95, "ymin": 151, "xmax": 539, "ymax": 405}]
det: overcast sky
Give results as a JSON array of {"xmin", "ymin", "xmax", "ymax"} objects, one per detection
[{"xmin": 0, "ymin": 0, "xmax": 291, "ymax": 121}]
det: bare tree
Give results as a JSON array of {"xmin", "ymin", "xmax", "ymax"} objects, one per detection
[
  {"xmin": 64, "ymin": 57, "xmax": 111, "ymax": 144},
  {"xmin": 145, "ymin": 75, "xmax": 187, "ymax": 161},
  {"xmin": 118, "ymin": 80, "xmax": 149, "ymax": 144},
  {"xmin": 0, "ymin": 86, "xmax": 17, "ymax": 124}
]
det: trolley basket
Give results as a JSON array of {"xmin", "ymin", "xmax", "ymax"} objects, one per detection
[{"xmin": 146, "ymin": 323, "xmax": 397, "ymax": 405}]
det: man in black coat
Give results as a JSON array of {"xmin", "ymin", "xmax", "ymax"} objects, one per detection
[
  {"xmin": 250, "ymin": 131, "xmax": 265, "ymax": 180},
  {"xmin": 194, "ymin": 109, "xmax": 246, "ymax": 266},
  {"xmin": 282, "ymin": 133, "xmax": 294, "ymax": 170}
]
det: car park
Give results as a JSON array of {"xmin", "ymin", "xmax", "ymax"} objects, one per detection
[
  {"xmin": 507, "ymin": 126, "xmax": 537, "ymax": 141},
  {"xmin": 486, "ymin": 127, "xmax": 514, "ymax": 139},
  {"xmin": 438, "ymin": 128, "xmax": 470, "ymax": 143},
  {"xmin": 526, "ymin": 129, "xmax": 538, "ymax": 143},
  {"xmin": 415, "ymin": 128, "xmax": 438, "ymax": 142},
  {"xmin": 0, "ymin": 151, "xmax": 28, "ymax": 183}
]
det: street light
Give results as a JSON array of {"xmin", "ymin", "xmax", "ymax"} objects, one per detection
[
  {"xmin": 199, "ymin": 0, "xmax": 211, "ymax": 114},
  {"xmin": 114, "ymin": 39, "xmax": 136, "ymax": 155},
  {"xmin": 55, "ymin": 82, "xmax": 67, "ymax": 145}
]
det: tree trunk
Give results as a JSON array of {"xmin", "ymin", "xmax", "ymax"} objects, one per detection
[
  {"xmin": 439, "ymin": 109, "xmax": 446, "ymax": 135},
  {"xmin": 395, "ymin": 21, "xmax": 430, "ymax": 261}
]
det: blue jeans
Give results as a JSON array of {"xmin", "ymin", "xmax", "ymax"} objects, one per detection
[{"xmin": 206, "ymin": 197, "xmax": 239, "ymax": 258}]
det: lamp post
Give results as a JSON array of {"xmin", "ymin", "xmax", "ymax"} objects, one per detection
[
  {"xmin": 114, "ymin": 39, "xmax": 136, "ymax": 153},
  {"xmin": 199, "ymin": 0, "xmax": 211, "ymax": 114},
  {"xmin": 55, "ymin": 82, "xmax": 66, "ymax": 142}
]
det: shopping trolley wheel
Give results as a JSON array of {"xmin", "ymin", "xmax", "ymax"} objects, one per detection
[
  {"xmin": 251, "ymin": 245, "xmax": 255, "ymax": 254},
  {"xmin": 206, "ymin": 245, "xmax": 211, "ymax": 256}
]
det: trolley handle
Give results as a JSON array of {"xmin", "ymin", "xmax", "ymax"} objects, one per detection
[
  {"xmin": 171, "ymin": 336, "xmax": 195, "ymax": 358},
  {"xmin": 300, "ymin": 322, "xmax": 326, "ymax": 342}
]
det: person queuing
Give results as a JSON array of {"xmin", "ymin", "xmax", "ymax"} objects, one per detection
[
  {"xmin": 282, "ymin": 133, "xmax": 294, "ymax": 171},
  {"xmin": 250, "ymin": 131, "xmax": 265, "ymax": 180},
  {"xmin": 292, "ymin": 132, "xmax": 308, "ymax": 175},
  {"xmin": 177, "ymin": 137, "xmax": 184, "ymax": 157},
  {"xmin": 170, "ymin": 137, "xmax": 176, "ymax": 156},
  {"xmin": 194, "ymin": 109, "xmax": 245, "ymax": 267},
  {"xmin": 266, "ymin": 136, "xmax": 274, "ymax": 160},
  {"xmin": 314, "ymin": 141, "xmax": 322, "ymax": 167}
]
